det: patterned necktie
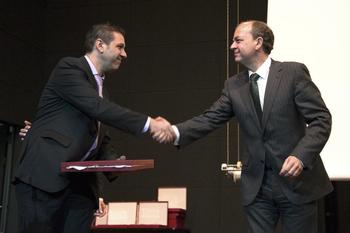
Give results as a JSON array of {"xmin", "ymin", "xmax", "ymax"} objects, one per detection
[
  {"xmin": 249, "ymin": 73, "xmax": 262, "ymax": 123},
  {"xmin": 95, "ymin": 76, "xmax": 103, "ymax": 147},
  {"xmin": 96, "ymin": 76, "xmax": 103, "ymax": 97}
]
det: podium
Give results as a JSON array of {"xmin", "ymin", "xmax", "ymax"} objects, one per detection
[
  {"xmin": 61, "ymin": 159, "xmax": 190, "ymax": 232},
  {"xmin": 61, "ymin": 159, "xmax": 154, "ymax": 173}
]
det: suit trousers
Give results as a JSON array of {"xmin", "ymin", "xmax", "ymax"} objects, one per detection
[
  {"xmin": 244, "ymin": 169, "xmax": 318, "ymax": 233},
  {"xmin": 15, "ymin": 178, "xmax": 96, "ymax": 233}
]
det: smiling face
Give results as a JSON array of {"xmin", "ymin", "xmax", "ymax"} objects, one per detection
[
  {"xmin": 230, "ymin": 22, "xmax": 260, "ymax": 68},
  {"xmin": 98, "ymin": 32, "xmax": 127, "ymax": 73}
]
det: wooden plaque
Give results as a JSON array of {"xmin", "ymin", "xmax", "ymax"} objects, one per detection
[
  {"xmin": 137, "ymin": 202, "xmax": 168, "ymax": 226},
  {"xmin": 107, "ymin": 202, "xmax": 138, "ymax": 225},
  {"xmin": 158, "ymin": 187, "xmax": 187, "ymax": 210}
]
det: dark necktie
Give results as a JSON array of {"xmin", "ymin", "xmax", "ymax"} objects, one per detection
[{"xmin": 249, "ymin": 73, "xmax": 262, "ymax": 123}]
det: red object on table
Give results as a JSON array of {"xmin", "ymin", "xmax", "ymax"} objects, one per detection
[{"xmin": 168, "ymin": 209, "xmax": 186, "ymax": 229}]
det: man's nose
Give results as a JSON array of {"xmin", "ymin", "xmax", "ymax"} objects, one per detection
[
  {"xmin": 230, "ymin": 42, "xmax": 236, "ymax": 50},
  {"xmin": 121, "ymin": 50, "xmax": 127, "ymax": 58}
]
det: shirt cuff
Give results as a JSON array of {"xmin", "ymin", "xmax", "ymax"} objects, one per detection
[
  {"xmin": 172, "ymin": 125, "xmax": 180, "ymax": 145},
  {"xmin": 142, "ymin": 117, "xmax": 151, "ymax": 133}
]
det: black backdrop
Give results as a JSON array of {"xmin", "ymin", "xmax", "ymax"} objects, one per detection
[{"xmin": 1, "ymin": 1, "xmax": 348, "ymax": 233}]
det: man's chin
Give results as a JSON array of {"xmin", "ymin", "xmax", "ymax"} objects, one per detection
[
  {"xmin": 234, "ymin": 57, "xmax": 241, "ymax": 62},
  {"xmin": 111, "ymin": 63, "xmax": 121, "ymax": 70},
  {"xmin": 105, "ymin": 65, "xmax": 120, "ymax": 74},
  {"xmin": 114, "ymin": 62, "xmax": 121, "ymax": 69}
]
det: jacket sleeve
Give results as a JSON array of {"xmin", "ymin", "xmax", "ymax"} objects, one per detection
[
  {"xmin": 290, "ymin": 63, "xmax": 332, "ymax": 168},
  {"xmin": 176, "ymin": 79, "xmax": 234, "ymax": 147},
  {"xmin": 48, "ymin": 58, "xmax": 148, "ymax": 135}
]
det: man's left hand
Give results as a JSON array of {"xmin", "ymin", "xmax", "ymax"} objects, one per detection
[
  {"xmin": 279, "ymin": 155, "xmax": 303, "ymax": 177},
  {"xmin": 94, "ymin": 198, "xmax": 107, "ymax": 217},
  {"xmin": 19, "ymin": 120, "xmax": 32, "ymax": 139}
]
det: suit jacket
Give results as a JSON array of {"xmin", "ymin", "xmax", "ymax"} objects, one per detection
[
  {"xmin": 15, "ymin": 56, "xmax": 148, "ymax": 194},
  {"xmin": 176, "ymin": 60, "xmax": 333, "ymax": 205}
]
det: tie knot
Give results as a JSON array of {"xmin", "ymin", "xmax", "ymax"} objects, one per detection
[{"xmin": 250, "ymin": 73, "xmax": 260, "ymax": 82}]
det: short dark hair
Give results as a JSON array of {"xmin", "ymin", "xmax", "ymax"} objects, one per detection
[
  {"xmin": 84, "ymin": 23, "xmax": 125, "ymax": 53},
  {"xmin": 247, "ymin": 20, "xmax": 274, "ymax": 54}
]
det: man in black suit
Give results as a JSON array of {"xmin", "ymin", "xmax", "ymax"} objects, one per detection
[
  {"xmin": 15, "ymin": 23, "xmax": 170, "ymax": 233},
  {"xmin": 155, "ymin": 20, "xmax": 332, "ymax": 233}
]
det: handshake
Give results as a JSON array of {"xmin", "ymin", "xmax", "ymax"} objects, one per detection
[
  {"xmin": 149, "ymin": 117, "xmax": 176, "ymax": 144},
  {"xmin": 19, "ymin": 117, "xmax": 178, "ymax": 144}
]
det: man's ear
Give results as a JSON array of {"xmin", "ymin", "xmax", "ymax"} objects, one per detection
[
  {"xmin": 95, "ymin": 38, "xmax": 105, "ymax": 53},
  {"xmin": 255, "ymin": 37, "xmax": 263, "ymax": 50}
]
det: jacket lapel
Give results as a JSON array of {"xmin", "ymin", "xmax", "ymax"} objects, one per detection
[
  {"xmin": 261, "ymin": 60, "xmax": 282, "ymax": 131},
  {"xmin": 79, "ymin": 56, "xmax": 98, "ymax": 91},
  {"xmin": 79, "ymin": 56, "xmax": 100, "ymax": 135}
]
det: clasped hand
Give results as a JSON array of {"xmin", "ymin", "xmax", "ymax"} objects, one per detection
[{"xmin": 149, "ymin": 117, "xmax": 176, "ymax": 143}]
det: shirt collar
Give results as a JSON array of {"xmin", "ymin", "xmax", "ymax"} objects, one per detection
[
  {"xmin": 248, "ymin": 56, "xmax": 272, "ymax": 80},
  {"xmin": 84, "ymin": 55, "xmax": 105, "ymax": 80}
]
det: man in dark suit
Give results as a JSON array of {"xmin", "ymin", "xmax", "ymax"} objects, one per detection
[
  {"xmin": 14, "ymin": 23, "xmax": 170, "ymax": 233},
  {"xmin": 154, "ymin": 20, "xmax": 332, "ymax": 233}
]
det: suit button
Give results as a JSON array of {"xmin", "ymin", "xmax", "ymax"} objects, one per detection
[{"xmin": 260, "ymin": 160, "xmax": 264, "ymax": 164}]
